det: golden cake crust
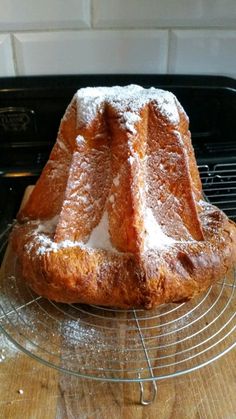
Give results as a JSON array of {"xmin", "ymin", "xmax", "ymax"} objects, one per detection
[
  {"xmin": 11, "ymin": 202, "xmax": 236, "ymax": 308},
  {"xmin": 10, "ymin": 85, "xmax": 236, "ymax": 309}
]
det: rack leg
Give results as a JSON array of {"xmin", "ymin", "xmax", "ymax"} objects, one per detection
[{"xmin": 139, "ymin": 380, "xmax": 157, "ymax": 406}]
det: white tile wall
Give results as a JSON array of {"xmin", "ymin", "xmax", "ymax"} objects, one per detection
[
  {"xmin": 93, "ymin": 0, "xmax": 200, "ymax": 28},
  {"xmin": 203, "ymin": 0, "xmax": 236, "ymax": 26},
  {"xmin": 0, "ymin": 0, "xmax": 236, "ymax": 78},
  {"xmin": 13, "ymin": 30, "xmax": 168, "ymax": 75},
  {"xmin": 169, "ymin": 30, "xmax": 236, "ymax": 76},
  {"xmin": 0, "ymin": 35, "xmax": 15, "ymax": 76},
  {"xmin": 93, "ymin": 0, "xmax": 236, "ymax": 28},
  {"xmin": 0, "ymin": 0, "xmax": 90, "ymax": 30}
]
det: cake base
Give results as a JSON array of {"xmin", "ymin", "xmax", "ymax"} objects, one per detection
[{"xmin": 10, "ymin": 189, "xmax": 236, "ymax": 309}]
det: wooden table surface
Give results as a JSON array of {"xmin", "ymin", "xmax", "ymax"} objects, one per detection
[{"xmin": 0, "ymin": 333, "xmax": 235, "ymax": 419}]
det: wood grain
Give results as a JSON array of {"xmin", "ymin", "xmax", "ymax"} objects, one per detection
[{"xmin": 0, "ymin": 344, "xmax": 235, "ymax": 419}]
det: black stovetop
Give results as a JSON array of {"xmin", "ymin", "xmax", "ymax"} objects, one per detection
[{"xmin": 1, "ymin": 74, "xmax": 236, "ymax": 260}]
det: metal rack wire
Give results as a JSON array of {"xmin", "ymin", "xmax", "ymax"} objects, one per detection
[
  {"xmin": 0, "ymin": 163, "xmax": 236, "ymax": 406},
  {"xmin": 199, "ymin": 163, "xmax": 236, "ymax": 221}
]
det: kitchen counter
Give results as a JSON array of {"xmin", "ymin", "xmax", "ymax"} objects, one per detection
[{"xmin": 0, "ymin": 332, "xmax": 235, "ymax": 419}]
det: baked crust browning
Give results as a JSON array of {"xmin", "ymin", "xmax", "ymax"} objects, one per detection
[
  {"xmin": 11, "ymin": 202, "xmax": 236, "ymax": 309},
  {"xmin": 11, "ymin": 85, "xmax": 236, "ymax": 309}
]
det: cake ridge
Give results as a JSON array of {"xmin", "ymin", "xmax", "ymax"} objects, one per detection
[
  {"xmin": 75, "ymin": 84, "xmax": 181, "ymax": 129},
  {"xmin": 18, "ymin": 84, "xmax": 204, "ymax": 251}
]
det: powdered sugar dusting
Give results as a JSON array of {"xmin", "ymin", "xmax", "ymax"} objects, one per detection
[
  {"xmin": 35, "ymin": 237, "xmax": 87, "ymax": 255},
  {"xmin": 86, "ymin": 210, "xmax": 114, "ymax": 251},
  {"xmin": 121, "ymin": 111, "xmax": 141, "ymax": 134},
  {"xmin": 30, "ymin": 210, "xmax": 116, "ymax": 255},
  {"xmin": 143, "ymin": 207, "xmax": 176, "ymax": 251},
  {"xmin": 36, "ymin": 216, "xmax": 59, "ymax": 235},
  {"xmin": 76, "ymin": 135, "xmax": 86, "ymax": 146},
  {"xmin": 75, "ymin": 84, "xmax": 181, "ymax": 131},
  {"xmin": 128, "ymin": 155, "xmax": 135, "ymax": 165},
  {"xmin": 152, "ymin": 90, "xmax": 180, "ymax": 125},
  {"xmin": 76, "ymin": 88, "xmax": 105, "ymax": 127},
  {"xmin": 26, "ymin": 85, "xmax": 185, "ymax": 256}
]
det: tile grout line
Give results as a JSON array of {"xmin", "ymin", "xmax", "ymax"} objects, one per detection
[
  {"xmin": 0, "ymin": 26, "xmax": 235, "ymax": 35},
  {"xmin": 90, "ymin": 0, "xmax": 94, "ymax": 29},
  {"xmin": 9, "ymin": 33, "xmax": 19, "ymax": 76},
  {"xmin": 166, "ymin": 28, "xmax": 172, "ymax": 74}
]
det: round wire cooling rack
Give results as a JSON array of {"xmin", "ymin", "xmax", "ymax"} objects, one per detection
[{"xmin": 0, "ymin": 226, "xmax": 236, "ymax": 405}]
